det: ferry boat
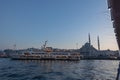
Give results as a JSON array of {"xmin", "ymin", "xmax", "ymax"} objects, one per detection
[
  {"xmin": 10, "ymin": 51, "xmax": 81, "ymax": 61},
  {"xmin": 10, "ymin": 41, "xmax": 81, "ymax": 61}
]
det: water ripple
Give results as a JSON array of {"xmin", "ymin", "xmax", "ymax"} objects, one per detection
[
  {"xmin": 32, "ymin": 75, "xmax": 47, "ymax": 80},
  {"xmin": 0, "ymin": 59, "xmax": 119, "ymax": 80}
]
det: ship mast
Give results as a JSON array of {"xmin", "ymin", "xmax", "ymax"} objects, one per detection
[{"xmin": 43, "ymin": 41, "xmax": 47, "ymax": 49}]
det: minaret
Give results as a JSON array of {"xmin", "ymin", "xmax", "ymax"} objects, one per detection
[
  {"xmin": 88, "ymin": 33, "xmax": 91, "ymax": 56},
  {"xmin": 88, "ymin": 33, "xmax": 91, "ymax": 46},
  {"xmin": 97, "ymin": 36, "xmax": 100, "ymax": 50}
]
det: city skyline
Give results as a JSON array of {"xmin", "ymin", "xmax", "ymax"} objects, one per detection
[{"xmin": 0, "ymin": 0, "xmax": 118, "ymax": 50}]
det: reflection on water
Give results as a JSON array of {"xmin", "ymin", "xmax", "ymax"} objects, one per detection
[{"xmin": 0, "ymin": 58, "xmax": 119, "ymax": 80}]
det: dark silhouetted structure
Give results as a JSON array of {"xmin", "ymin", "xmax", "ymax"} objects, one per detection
[
  {"xmin": 108, "ymin": 0, "xmax": 120, "ymax": 80},
  {"xmin": 108, "ymin": 0, "xmax": 120, "ymax": 49}
]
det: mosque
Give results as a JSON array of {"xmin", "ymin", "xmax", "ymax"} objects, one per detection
[{"xmin": 79, "ymin": 34, "xmax": 118, "ymax": 59}]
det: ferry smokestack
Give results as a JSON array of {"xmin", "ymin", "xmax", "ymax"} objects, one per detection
[{"xmin": 97, "ymin": 36, "xmax": 100, "ymax": 50}]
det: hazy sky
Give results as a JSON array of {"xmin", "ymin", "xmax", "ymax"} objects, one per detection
[{"xmin": 0, "ymin": 0, "xmax": 118, "ymax": 50}]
